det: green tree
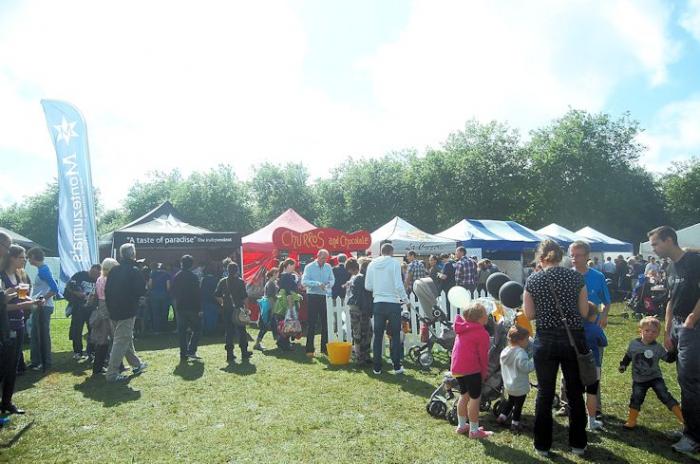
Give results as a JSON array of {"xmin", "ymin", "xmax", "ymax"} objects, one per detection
[
  {"xmin": 661, "ymin": 158, "xmax": 700, "ymax": 229},
  {"xmin": 527, "ymin": 109, "xmax": 666, "ymax": 244},
  {"xmin": 172, "ymin": 165, "xmax": 253, "ymax": 233},
  {"xmin": 248, "ymin": 163, "xmax": 318, "ymax": 228},
  {"xmin": 411, "ymin": 120, "xmax": 529, "ymax": 232},
  {"xmin": 0, "ymin": 182, "xmax": 59, "ymax": 251},
  {"xmin": 123, "ymin": 170, "xmax": 183, "ymax": 219}
]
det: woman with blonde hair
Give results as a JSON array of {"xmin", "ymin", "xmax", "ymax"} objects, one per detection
[{"xmin": 90, "ymin": 258, "xmax": 119, "ymax": 376}]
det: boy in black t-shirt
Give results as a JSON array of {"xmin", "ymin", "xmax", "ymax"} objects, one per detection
[{"xmin": 647, "ymin": 226, "xmax": 700, "ymax": 454}]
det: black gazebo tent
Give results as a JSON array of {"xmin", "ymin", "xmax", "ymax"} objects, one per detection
[{"xmin": 101, "ymin": 201, "xmax": 242, "ymax": 268}]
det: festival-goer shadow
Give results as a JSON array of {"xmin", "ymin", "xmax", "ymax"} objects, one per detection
[
  {"xmin": 173, "ymin": 360, "xmax": 205, "ymax": 381},
  {"xmin": 134, "ymin": 333, "xmax": 221, "ymax": 352},
  {"xmin": 481, "ymin": 439, "xmax": 577, "ymax": 463},
  {"xmin": 601, "ymin": 419, "xmax": 697, "ymax": 464},
  {"xmin": 314, "ymin": 355, "xmax": 438, "ymax": 399},
  {"xmin": 73, "ymin": 376, "xmax": 142, "ymax": 407},
  {"xmin": 219, "ymin": 360, "xmax": 257, "ymax": 376},
  {"xmin": 14, "ymin": 351, "xmax": 91, "ymax": 393}
]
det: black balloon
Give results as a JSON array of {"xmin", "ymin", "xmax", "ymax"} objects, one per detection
[
  {"xmin": 486, "ymin": 272, "xmax": 511, "ymax": 298},
  {"xmin": 499, "ymin": 281, "xmax": 524, "ymax": 308}
]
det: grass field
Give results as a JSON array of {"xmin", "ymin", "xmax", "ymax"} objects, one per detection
[{"xmin": 0, "ymin": 302, "xmax": 696, "ymax": 463}]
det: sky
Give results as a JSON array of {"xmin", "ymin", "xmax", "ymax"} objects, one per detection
[{"xmin": 1, "ymin": 0, "xmax": 700, "ymax": 210}]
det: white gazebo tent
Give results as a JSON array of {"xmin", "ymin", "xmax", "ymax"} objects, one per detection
[
  {"xmin": 640, "ymin": 223, "xmax": 700, "ymax": 256},
  {"xmin": 575, "ymin": 226, "xmax": 634, "ymax": 259},
  {"xmin": 369, "ymin": 217, "xmax": 457, "ymax": 256}
]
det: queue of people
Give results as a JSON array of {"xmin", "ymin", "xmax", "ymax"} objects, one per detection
[{"xmin": 0, "ymin": 224, "xmax": 698, "ymax": 460}]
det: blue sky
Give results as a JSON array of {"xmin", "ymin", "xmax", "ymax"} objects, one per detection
[{"xmin": 0, "ymin": 0, "xmax": 699, "ymax": 210}]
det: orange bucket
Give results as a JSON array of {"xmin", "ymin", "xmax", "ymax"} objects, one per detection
[{"xmin": 327, "ymin": 341, "xmax": 352, "ymax": 365}]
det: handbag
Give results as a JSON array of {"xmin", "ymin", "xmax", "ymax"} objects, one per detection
[
  {"xmin": 245, "ymin": 267, "xmax": 266, "ymax": 300},
  {"xmin": 282, "ymin": 306, "xmax": 302, "ymax": 336},
  {"xmin": 545, "ymin": 271, "xmax": 598, "ymax": 387},
  {"xmin": 225, "ymin": 278, "xmax": 251, "ymax": 325}
]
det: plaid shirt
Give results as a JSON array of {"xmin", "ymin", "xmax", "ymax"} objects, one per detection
[
  {"xmin": 454, "ymin": 256, "xmax": 477, "ymax": 287},
  {"xmin": 407, "ymin": 259, "xmax": 428, "ymax": 282}
]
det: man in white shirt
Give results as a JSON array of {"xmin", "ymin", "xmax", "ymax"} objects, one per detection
[{"xmin": 365, "ymin": 243, "xmax": 408, "ymax": 375}]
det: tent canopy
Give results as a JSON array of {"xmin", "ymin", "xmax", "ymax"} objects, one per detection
[
  {"xmin": 242, "ymin": 209, "xmax": 317, "ymax": 281},
  {"xmin": 370, "ymin": 217, "xmax": 456, "ymax": 255},
  {"xmin": 575, "ymin": 226, "xmax": 633, "ymax": 253},
  {"xmin": 640, "ymin": 223, "xmax": 700, "ymax": 256},
  {"xmin": 438, "ymin": 219, "xmax": 545, "ymax": 252},
  {"xmin": 106, "ymin": 201, "xmax": 241, "ymax": 252},
  {"xmin": 0, "ymin": 226, "xmax": 48, "ymax": 251},
  {"xmin": 537, "ymin": 223, "xmax": 610, "ymax": 252},
  {"xmin": 242, "ymin": 208, "xmax": 316, "ymax": 253}
]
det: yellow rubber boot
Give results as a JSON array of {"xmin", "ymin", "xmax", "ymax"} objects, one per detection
[
  {"xmin": 672, "ymin": 405, "xmax": 685, "ymax": 424},
  {"xmin": 624, "ymin": 408, "xmax": 639, "ymax": 430}
]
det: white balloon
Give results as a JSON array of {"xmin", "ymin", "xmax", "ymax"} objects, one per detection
[{"xmin": 448, "ymin": 286, "xmax": 471, "ymax": 310}]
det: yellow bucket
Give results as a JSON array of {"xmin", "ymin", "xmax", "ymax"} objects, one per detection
[{"xmin": 327, "ymin": 341, "xmax": 352, "ymax": 365}]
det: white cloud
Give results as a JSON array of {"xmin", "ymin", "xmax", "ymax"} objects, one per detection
[
  {"xmin": 681, "ymin": 0, "xmax": 700, "ymax": 42},
  {"xmin": 639, "ymin": 95, "xmax": 700, "ymax": 171},
  {"xmin": 0, "ymin": 0, "xmax": 683, "ymax": 209},
  {"xmin": 361, "ymin": 0, "xmax": 680, "ymax": 147}
]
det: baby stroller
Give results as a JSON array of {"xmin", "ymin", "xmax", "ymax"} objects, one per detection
[
  {"xmin": 408, "ymin": 305, "xmax": 455, "ymax": 369},
  {"xmin": 626, "ymin": 274, "xmax": 667, "ymax": 319},
  {"xmin": 409, "ymin": 278, "xmax": 455, "ymax": 369},
  {"xmin": 425, "ymin": 317, "xmax": 511, "ymax": 424}
]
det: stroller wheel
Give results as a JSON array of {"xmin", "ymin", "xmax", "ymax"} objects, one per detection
[
  {"xmin": 446, "ymin": 403, "xmax": 459, "ymax": 425},
  {"xmin": 418, "ymin": 351, "xmax": 434, "ymax": 369},
  {"xmin": 480, "ymin": 400, "xmax": 491, "ymax": 413},
  {"xmin": 408, "ymin": 346, "xmax": 421, "ymax": 362},
  {"xmin": 492, "ymin": 400, "xmax": 503, "ymax": 417},
  {"xmin": 427, "ymin": 400, "xmax": 448, "ymax": 419}
]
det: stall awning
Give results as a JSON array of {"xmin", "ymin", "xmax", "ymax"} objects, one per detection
[{"xmin": 438, "ymin": 219, "xmax": 545, "ymax": 252}]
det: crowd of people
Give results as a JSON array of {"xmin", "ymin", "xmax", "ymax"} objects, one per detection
[{"xmin": 0, "ymin": 224, "xmax": 698, "ymax": 458}]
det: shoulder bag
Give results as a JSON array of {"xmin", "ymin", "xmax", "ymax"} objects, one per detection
[
  {"xmin": 226, "ymin": 278, "xmax": 251, "ymax": 325},
  {"xmin": 545, "ymin": 271, "xmax": 598, "ymax": 387}
]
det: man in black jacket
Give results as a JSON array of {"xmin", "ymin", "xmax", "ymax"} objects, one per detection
[
  {"xmin": 172, "ymin": 255, "xmax": 202, "ymax": 361},
  {"xmin": 104, "ymin": 243, "xmax": 148, "ymax": 382}
]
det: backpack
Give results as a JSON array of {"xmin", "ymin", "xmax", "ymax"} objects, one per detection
[{"xmin": 245, "ymin": 267, "xmax": 266, "ymax": 299}]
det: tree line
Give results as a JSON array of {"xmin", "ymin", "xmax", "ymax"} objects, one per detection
[{"xmin": 2, "ymin": 109, "xmax": 698, "ymax": 253}]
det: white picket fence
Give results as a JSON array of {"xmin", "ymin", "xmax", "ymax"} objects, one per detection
[{"xmin": 325, "ymin": 289, "xmax": 490, "ymax": 353}]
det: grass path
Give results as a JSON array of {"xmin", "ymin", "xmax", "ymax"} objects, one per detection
[{"xmin": 0, "ymin": 303, "xmax": 696, "ymax": 463}]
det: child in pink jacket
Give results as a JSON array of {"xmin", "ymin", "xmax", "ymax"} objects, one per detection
[{"xmin": 450, "ymin": 301, "xmax": 491, "ymax": 438}]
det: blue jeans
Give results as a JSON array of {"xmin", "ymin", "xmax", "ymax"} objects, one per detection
[
  {"xmin": 372, "ymin": 302, "xmax": 402, "ymax": 371},
  {"xmin": 533, "ymin": 329, "xmax": 587, "ymax": 452},
  {"xmin": 30, "ymin": 306, "xmax": 53, "ymax": 367},
  {"xmin": 202, "ymin": 301, "xmax": 219, "ymax": 334},
  {"xmin": 629, "ymin": 378, "xmax": 678, "ymax": 410},
  {"xmin": 671, "ymin": 319, "xmax": 700, "ymax": 443},
  {"xmin": 149, "ymin": 294, "xmax": 170, "ymax": 332}
]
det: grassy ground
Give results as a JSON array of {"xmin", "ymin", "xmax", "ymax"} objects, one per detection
[{"xmin": 0, "ymin": 302, "xmax": 696, "ymax": 463}]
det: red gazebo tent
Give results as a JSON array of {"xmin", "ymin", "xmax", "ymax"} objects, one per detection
[{"xmin": 242, "ymin": 209, "xmax": 317, "ymax": 282}]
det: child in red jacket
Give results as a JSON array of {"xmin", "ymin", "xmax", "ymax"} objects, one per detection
[{"xmin": 450, "ymin": 301, "xmax": 491, "ymax": 438}]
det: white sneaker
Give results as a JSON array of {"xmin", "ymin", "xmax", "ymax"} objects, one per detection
[
  {"xmin": 571, "ymin": 447, "xmax": 586, "ymax": 456},
  {"xmin": 534, "ymin": 448, "xmax": 549, "ymax": 457},
  {"xmin": 672, "ymin": 435, "xmax": 700, "ymax": 453},
  {"xmin": 588, "ymin": 420, "xmax": 604, "ymax": 431},
  {"xmin": 393, "ymin": 367, "xmax": 405, "ymax": 375},
  {"xmin": 132, "ymin": 362, "xmax": 148, "ymax": 375},
  {"xmin": 107, "ymin": 374, "xmax": 129, "ymax": 383},
  {"xmin": 372, "ymin": 369, "xmax": 381, "ymax": 375},
  {"xmin": 72, "ymin": 353, "xmax": 83, "ymax": 360}
]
